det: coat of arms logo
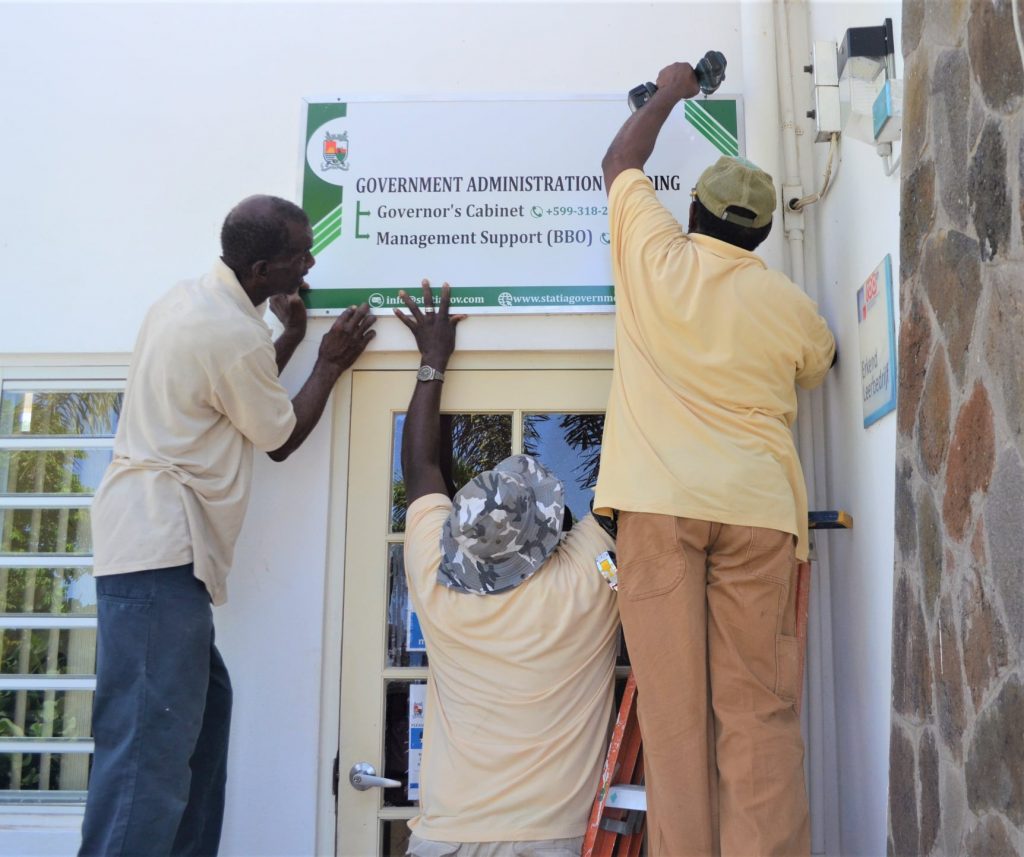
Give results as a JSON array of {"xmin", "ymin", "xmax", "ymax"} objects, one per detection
[{"xmin": 322, "ymin": 131, "xmax": 349, "ymax": 171}]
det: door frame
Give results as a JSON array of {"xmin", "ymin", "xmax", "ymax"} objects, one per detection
[{"xmin": 315, "ymin": 350, "xmax": 611, "ymax": 856}]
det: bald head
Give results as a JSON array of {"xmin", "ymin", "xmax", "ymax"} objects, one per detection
[{"xmin": 220, "ymin": 195, "xmax": 309, "ymax": 279}]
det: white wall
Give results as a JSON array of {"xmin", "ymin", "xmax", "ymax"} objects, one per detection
[
  {"xmin": 799, "ymin": 3, "xmax": 902, "ymax": 856},
  {"xmin": 0, "ymin": 3, "xmax": 746, "ymax": 855},
  {"xmin": 0, "ymin": 2, "xmax": 903, "ymax": 855}
]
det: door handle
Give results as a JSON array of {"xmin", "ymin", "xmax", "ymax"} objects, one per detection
[{"xmin": 349, "ymin": 762, "xmax": 401, "ymax": 791}]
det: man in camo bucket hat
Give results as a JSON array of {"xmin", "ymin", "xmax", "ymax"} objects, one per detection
[
  {"xmin": 439, "ymin": 454, "xmax": 565, "ymax": 594},
  {"xmin": 393, "ymin": 281, "xmax": 620, "ymax": 857}
]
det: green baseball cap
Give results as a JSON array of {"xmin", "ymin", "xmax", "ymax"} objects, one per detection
[{"xmin": 694, "ymin": 156, "xmax": 777, "ymax": 228}]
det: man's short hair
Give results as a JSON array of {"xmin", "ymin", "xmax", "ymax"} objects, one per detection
[
  {"xmin": 693, "ymin": 198, "xmax": 772, "ymax": 252},
  {"xmin": 220, "ymin": 196, "xmax": 309, "ymax": 270}
]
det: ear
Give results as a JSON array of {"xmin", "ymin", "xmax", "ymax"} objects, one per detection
[{"xmin": 252, "ymin": 260, "xmax": 270, "ymax": 280}]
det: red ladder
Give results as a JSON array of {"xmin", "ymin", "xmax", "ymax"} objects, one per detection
[{"xmin": 582, "ymin": 672, "xmax": 645, "ymax": 857}]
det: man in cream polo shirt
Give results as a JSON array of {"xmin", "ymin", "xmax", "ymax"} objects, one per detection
[
  {"xmin": 595, "ymin": 64, "xmax": 836, "ymax": 857},
  {"xmin": 80, "ymin": 196, "xmax": 376, "ymax": 857},
  {"xmin": 392, "ymin": 282, "xmax": 619, "ymax": 857}
]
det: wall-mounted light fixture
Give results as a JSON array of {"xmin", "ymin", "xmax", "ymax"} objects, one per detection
[{"xmin": 804, "ymin": 17, "xmax": 901, "ymax": 176}]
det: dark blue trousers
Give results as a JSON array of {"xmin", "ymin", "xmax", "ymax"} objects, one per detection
[{"xmin": 79, "ymin": 564, "xmax": 232, "ymax": 857}]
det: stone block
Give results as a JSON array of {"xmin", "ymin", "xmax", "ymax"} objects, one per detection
[
  {"xmin": 917, "ymin": 486, "xmax": 944, "ymax": 621},
  {"xmin": 962, "ymin": 553, "xmax": 1011, "ymax": 711},
  {"xmin": 902, "ymin": 48, "xmax": 930, "ymax": 176},
  {"xmin": 895, "ymin": 455, "xmax": 917, "ymax": 557},
  {"xmin": 934, "ymin": 594, "xmax": 968, "ymax": 759},
  {"xmin": 965, "ymin": 675, "xmax": 1024, "ymax": 826},
  {"xmin": 901, "ymin": 160, "xmax": 936, "ymax": 277},
  {"xmin": 892, "ymin": 572, "xmax": 934, "ymax": 720},
  {"xmin": 902, "ymin": 0, "xmax": 925, "ymax": 57},
  {"xmin": 984, "ymin": 267, "xmax": 1024, "ymax": 448},
  {"xmin": 919, "ymin": 729, "xmax": 941, "ymax": 854},
  {"xmin": 921, "ymin": 231, "xmax": 981, "ymax": 383},
  {"xmin": 931, "ymin": 49, "xmax": 971, "ymax": 228},
  {"xmin": 888, "ymin": 721, "xmax": 920, "ymax": 856},
  {"xmin": 897, "ymin": 294, "xmax": 933, "ymax": 437},
  {"xmin": 919, "ymin": 348, "xmax": 951, "ymax": 475},
  {"xmin": 968, "ymin": 120, "xmax": 1011, "ymax": 261},
  {"xmin": 985, "ymin": 448, "xmax": 1024, "ymax": 658},
  {"xmin": 939, "ymin": 757, "xmax": 968, "ymax": 857},
  {"xmin": 924, "ymin": 0, "xmax": 969, "ymax": 44},
  {"xmin": 968, "ymin": 0, "xmax": 1024, "ymax": 114},
  {"xmin": 943, "ymin": 383, "xmax": 995, "ymax": 541},
  {"xmin": 964, "ymin": 814, "xmax": 1020, "ymax": 857}
]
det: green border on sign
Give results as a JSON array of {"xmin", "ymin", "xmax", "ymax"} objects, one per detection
[
  {"xmin": 306, "ymin": 285, "xmax": 615, "ymax": 311},
  {"xmin": 303, "ymin": 102, "xmax": 347, "ymax": 258}
]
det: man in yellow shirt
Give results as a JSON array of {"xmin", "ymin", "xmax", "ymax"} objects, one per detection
[
  {"xmin": 394, "ymin": 282, "xmax": 619, "ymax": 857},
  {"xmin": 594, "ymin": 63, "xmax": 836, "ymax": 857},
  {"xmin": 81, "ymin": 196, "xmax": 376, "ymax": 856}
]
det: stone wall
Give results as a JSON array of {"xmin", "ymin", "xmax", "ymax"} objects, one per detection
[{"xmin": 891, "ymin": 1, "xmax": 1024, "ymax": 854}]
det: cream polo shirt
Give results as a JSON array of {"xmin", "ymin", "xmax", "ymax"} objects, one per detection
[
  {"xmin": 594, "ymin": 169, "xmax": 835, "ymax": 560},
  {"xmin": 90, "ymin": 260, "xmax": 296, "ymax": 605},
  {"xmin": 404, "ymin": 494, "xmax": 618, "ymax": 843}
]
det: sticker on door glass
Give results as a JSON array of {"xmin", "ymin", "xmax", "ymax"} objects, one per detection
[{"xmin": 408, "ymin": 684, "xmax": 426, "ymax": 801}]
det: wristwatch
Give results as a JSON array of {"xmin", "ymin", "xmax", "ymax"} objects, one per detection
[{"xmin": 416, "ymin": 365, "xmax": 445, "ymax": 383}]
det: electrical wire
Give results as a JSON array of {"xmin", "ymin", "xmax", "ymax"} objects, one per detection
[{"xmin": 790, "ymin": 132, "xmax": 840, "ymax": 211}]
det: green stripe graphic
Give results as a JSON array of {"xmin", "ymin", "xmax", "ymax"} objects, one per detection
[
  {"xmin": 312, "ymin": 200, "xmax": 343, "ymax": 256},
  {"xmin": 685, "ymin": 101, "xmax": 739, "ymax": 156}
]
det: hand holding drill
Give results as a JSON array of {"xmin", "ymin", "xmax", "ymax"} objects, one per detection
[{"xmin": 628, "ymin": 51, "xmax": 727, "ymax": 112}]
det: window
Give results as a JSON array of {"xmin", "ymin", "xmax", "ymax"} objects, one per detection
[{"xmin": 0, "ymin": 378, "xmax": 123, "ymax": 803}]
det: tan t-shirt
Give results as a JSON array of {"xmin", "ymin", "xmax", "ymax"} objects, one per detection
[
  {"xmin": 404, "ymin": 494, "xmax": 618, "ymax": 842},
  {"xmin": 594, "ymin": 169, "xmax": 835, "ymax": 560},
  {"xmin": 91, "ymin": 260, "xmax": 296, "ymax": 605}
]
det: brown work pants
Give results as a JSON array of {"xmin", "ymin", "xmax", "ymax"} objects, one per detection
[{"xmin": 616, "ymin": 512, "xmax": 810, "ymax": 857}]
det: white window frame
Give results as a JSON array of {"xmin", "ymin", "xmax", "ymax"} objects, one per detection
[{"xmin": 0, "ymin": 359, "xmax": 127, "ymax": 815}]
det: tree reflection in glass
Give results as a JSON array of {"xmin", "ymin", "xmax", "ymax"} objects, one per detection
[
  {"xmin": 390, "ymin": 414, "xmax": 512, "ymax": 533},
  {"xmin": 523, "ymin": 413, "xmax": 605, "ymax": 523}
]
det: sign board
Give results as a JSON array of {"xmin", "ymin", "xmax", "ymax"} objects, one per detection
[
  {"xmin": 300, "ymin": 96, "xmax": 744, "ymax": 314},
  {"xmin": 857, "ymin": 254, "xmax": 897, "ymax": 427}
]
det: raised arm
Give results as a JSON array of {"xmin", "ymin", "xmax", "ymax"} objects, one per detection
[
  {"xmin": 395, "ymin": 280, "xmax": 466, "ymax": 504},
  {"xmin": 269, "ymin": 284, "xmax": 310, "ymax": 374},
  {"xmin": 268, "ymin": 303, "xmax": 377, "ymax": 461},
  {"xmin": 602, "ymin": 62, "xmax": 701, "ymax": 194}
]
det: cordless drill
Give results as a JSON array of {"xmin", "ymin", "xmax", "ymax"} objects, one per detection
[{"xmin": 627, "ymin": 51, "xmax": 728, "ymax": 112}]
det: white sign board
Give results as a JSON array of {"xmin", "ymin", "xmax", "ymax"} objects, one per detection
[
  {"xmin": 857, "ymin": 254, "xmax": 897, "ymax": 427},
  {"xmin": 300, "ymin": 96, "xmax": 744, "ymax": 314}
]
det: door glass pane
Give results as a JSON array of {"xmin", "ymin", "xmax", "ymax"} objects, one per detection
[
  {"xmin": 382, "ymin": 679, "xmax": 426, "ymax": 809},
  {"xmin": 0, "ymin": 628, "xmax": 97, "ymax": 675},
  {"xmin": 381, "ymin": 819, "xmax": 413, "ymax": 857},
  {"xmin": 522, "ymin": 413, "xmax": 605, "ymax": 523},
  {"xmin": 391, "ymin": 413, "xmax": 513, "ymax": 533},
  {"xmin": 0, "ymin": 508, "xmax": 93, "ymax": 554},
  {"xmin": 0, "ymin": 568, "xmax": 96, "ymax": 615},
  {"xmin": 386, "ymin": 544, "xmax": 427, "ymax": 668},
  {"xmin": 0, "ymin": 450, "xmax": 113, "ymax": 495},
  {"xmin": 0, "ymin": 391, "xmax": 122, "ymax": 437}
]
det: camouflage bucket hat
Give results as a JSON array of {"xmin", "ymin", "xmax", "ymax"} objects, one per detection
[
  {"xmin": 439, "ymin": 454, "xmax": 565, "ymax": 595},
  {"xmin": 695, "ymin": 155, "xmax": 777, "ymax": 228}
]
